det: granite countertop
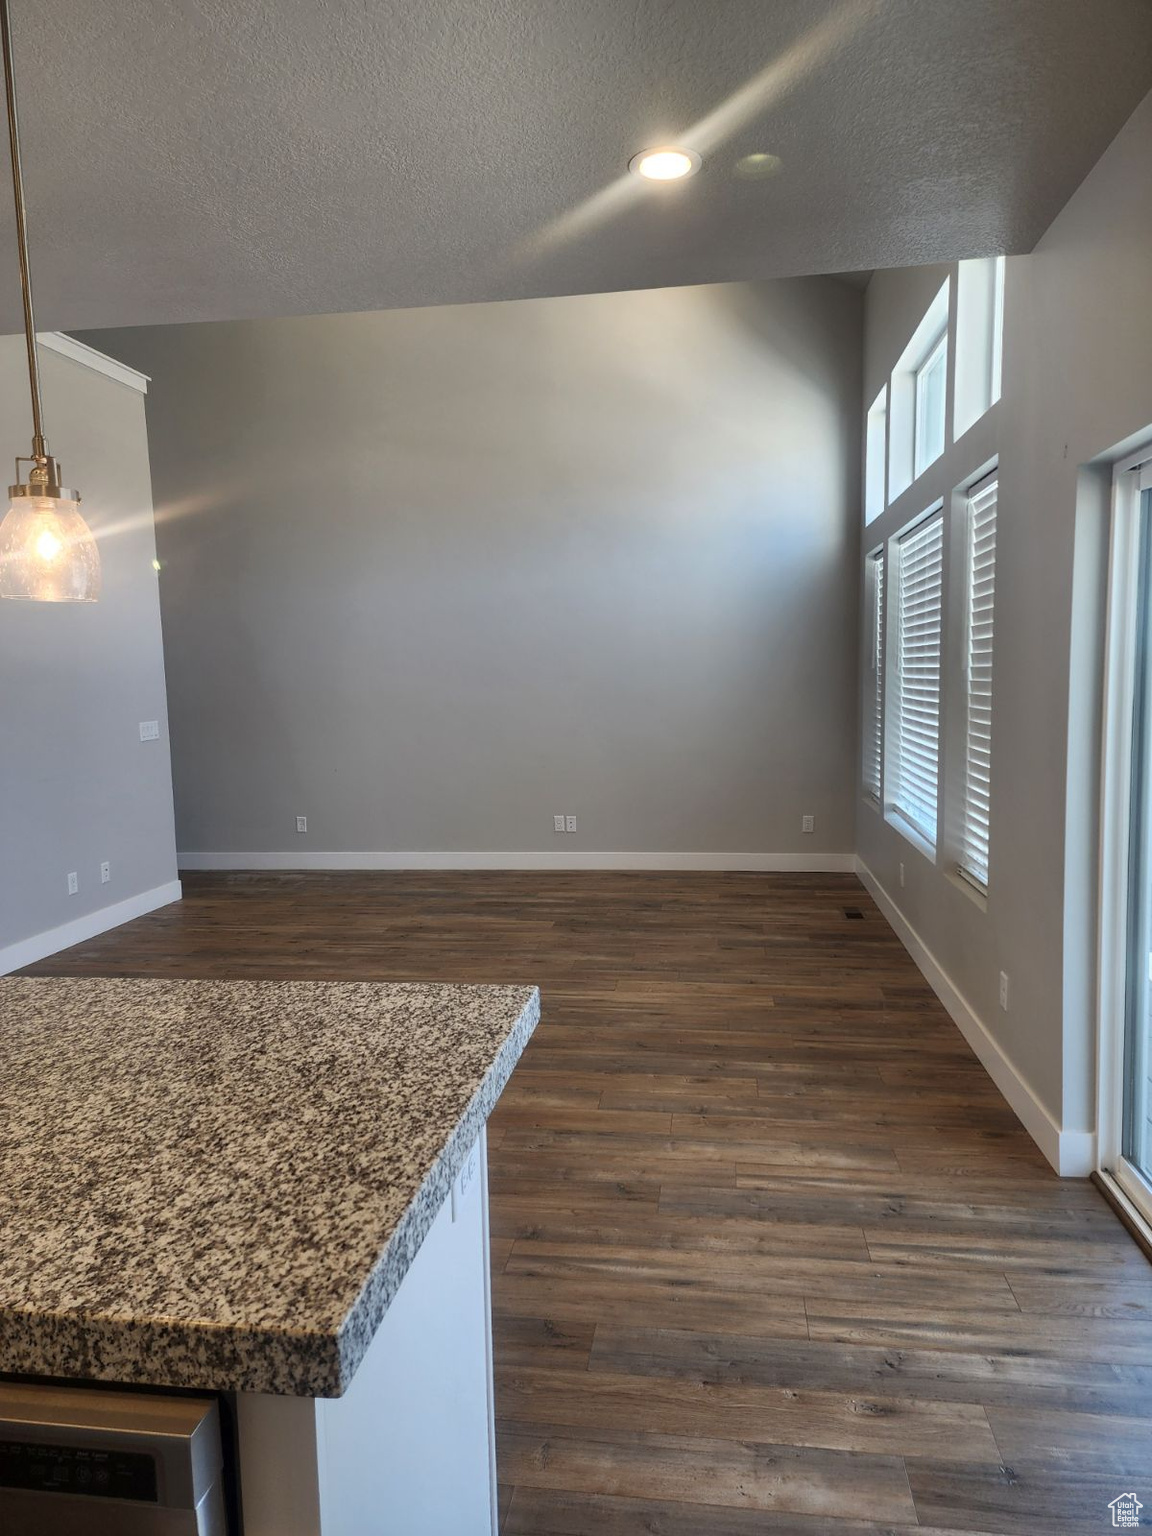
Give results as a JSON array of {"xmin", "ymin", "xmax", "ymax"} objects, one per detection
[{"xmin": 0, "ymin": 977, "xmax": 538, "ymax": 1397}]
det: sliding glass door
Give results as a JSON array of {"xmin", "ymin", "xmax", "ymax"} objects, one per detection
[
  {"xmin": 1102, "ymin": 447, "xmax": 1152, "ymax": 1223},
  {"xmin": 1122, "ymin": 481, "xmax": 1152, "ymax": 1206}
]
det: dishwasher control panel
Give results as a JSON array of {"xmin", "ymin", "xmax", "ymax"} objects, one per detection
[
  {"xmin": 0, "ymin": 1437, "xmax": 159, "ymax": 1500},
  {"xmin": 0, "ymin": 1382, "xmax": 227, "ymax": 1534}
]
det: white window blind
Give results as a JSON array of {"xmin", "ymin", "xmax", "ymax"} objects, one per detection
[
  {"xmin": 891, "ymin": 512, "xmax": 943, "ymax": 846},
  {"xmin": 959, "ymin": 475, "xmax": 998, "ymax": 889},
  {"xmin": 864, "ymin": 551, "xmax": 884, "ymax": 801}
]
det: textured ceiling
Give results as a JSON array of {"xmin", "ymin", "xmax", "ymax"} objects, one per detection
[{"xmin": 4, "ymin": 0, "xmax": 1152, "ymax": 331}]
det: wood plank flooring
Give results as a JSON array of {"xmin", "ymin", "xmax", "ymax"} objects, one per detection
[{"xmin": 21, "ymin": 870, "xmax": 1152, "ymax": 1534}]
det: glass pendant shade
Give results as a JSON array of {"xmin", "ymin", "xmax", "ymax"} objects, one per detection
[{"xmin": 0, "ymin": 494, "xmax": 101, "ymax": 601}]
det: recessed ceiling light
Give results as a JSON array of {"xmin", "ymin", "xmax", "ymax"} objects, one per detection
[
  {"xmin": 628, "ymin": 147, "xmax": 701, "ymax": 182},
  {"xmin": 734, "ymin": 152, "xmax": 782, "ymax": 180}
]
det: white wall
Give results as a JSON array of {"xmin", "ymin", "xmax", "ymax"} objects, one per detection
[
  {"xmin": 0, "ymin": 338, "xmax": 180, "ymax": 972},
  {"xmin": 86, "ymin": 278, "xmax": 863, "ymax": 868},
  {"xmin": 856, "ymin": 90, "xmax": 1152, "ymax": 1171}
]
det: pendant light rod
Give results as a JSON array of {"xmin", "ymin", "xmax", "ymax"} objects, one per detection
[
  {"xmin": 0, "ymin": 0, "xmax": 45, "ymax": 456},
  {"xmin": 0, "ymin": 0, "xmax": 98, "ymax": 601}
]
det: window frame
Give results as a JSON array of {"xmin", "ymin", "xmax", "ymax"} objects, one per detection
[
  {"xmin": 865, "ymin": 388, "xmax": 888, "ymax": 525},
  {"xmin": 1097, "ymin": 441, "xmax": 1152, "ymax": 1230},
  {"xmin": 954, "ymin": 256, "xmax": 1005, "ymax": 439},
  {"xmin": 990, "ymin": 255, "xmax": 1005, "ymax": 406},
  {"xmin": 888, "ymin": 279, "xmax": 950, "ymax": 503},
  {"xmin": 913, "ymin": 328, "xmax": 948, "ymax": 479}
]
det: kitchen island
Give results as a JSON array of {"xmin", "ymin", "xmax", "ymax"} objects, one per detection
[{"xmin": 0, "ymin": 976, "xmax": 539, "ymax": 1533}]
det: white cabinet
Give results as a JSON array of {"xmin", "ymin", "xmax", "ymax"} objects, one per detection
[{"xmin": 238, "ymin": 1129, "xmax": 496, "ymax": 1536}]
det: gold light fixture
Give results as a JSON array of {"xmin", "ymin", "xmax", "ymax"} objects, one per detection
[{"xmin": 0, "ymin": 0, "xmax": 99, "ymax": 602}]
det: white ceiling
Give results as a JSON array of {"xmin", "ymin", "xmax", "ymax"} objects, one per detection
[{"xmin": 4, "ymin": 0, "xmax": 1152, "ymax": 332}]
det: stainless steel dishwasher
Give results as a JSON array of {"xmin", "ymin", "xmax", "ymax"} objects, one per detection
[{"xmin": 0, "ymin": 1382, "xmax": 227, "ymax": 1534}]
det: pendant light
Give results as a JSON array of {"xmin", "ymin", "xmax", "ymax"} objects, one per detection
[{"xmin": 0, "ymin": 0, "xmax": 99, "ymax": 602}]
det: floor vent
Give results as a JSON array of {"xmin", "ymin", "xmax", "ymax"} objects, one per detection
[{"xmin": 844, "ymin": 908, "xmax": 865, "ymax": 920}]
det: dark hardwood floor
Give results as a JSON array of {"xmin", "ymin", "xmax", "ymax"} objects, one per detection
[{"xmin": 22, "ymin": 871, "xmax": 1152, "ymax": 1534}]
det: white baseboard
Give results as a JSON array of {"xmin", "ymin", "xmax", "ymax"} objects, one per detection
[
  {"xmin": 1054, "ymin": 1129, "xmax": 1098, "ymax": 1178},
  {"xmin": 0, "ymin": 880, "xmax": 183, "ymax": 976},
  {"xmin": 178, "ymin": 850, "xmax": 858, "ymax": 873},
  {"xmin": 855, "ymin": 857, "xmax": 1095, "ymax": 1178}
]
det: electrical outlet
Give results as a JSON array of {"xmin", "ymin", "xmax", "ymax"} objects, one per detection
[
  {"xmin": 801, "ymin": 814, "xmax": 815, "ymax": 834},
  {"xmin": 999, "ymin": 971, "xmax": 1010, "ymax": 1011},
  {"xmin": 899, "ymin": 862, "xmax": 906, "ymax": 888},
  {"xmin": 138, "ymin": 720, "xmax": 160, "ymax": 741},
  {"xmin": 100, "ymin": 861, "xmax": 111, "ymax": 885},
  {"xmin": 553, "ymin": 814, "xmax": 565, "ymax": 834},
  {"xmin": 566, "ymin": 815, "xmax": 577, "ymax": 834},
  {"xmin": 67, "ymin": 872, "xmax": 78, "ymax": 896},
  {"xmin": 296, "ymin": 816, "xmax": 307, "ymax": 834},
  {"xmin": 451, "ymin": 1142, "xmax": 480, "ymax": 1222}
]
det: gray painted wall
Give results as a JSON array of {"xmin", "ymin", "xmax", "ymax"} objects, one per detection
[
  {"xmin": 0, "ymin": 340, "xmax": 178, "ymax": 964},
  {"xmin": 87, "ymin": 278, "xmax": 862, "ymax": 862},
  {"xmin": 855, "ymin": 90, "xmax": 1152, "ymax": 1137}
]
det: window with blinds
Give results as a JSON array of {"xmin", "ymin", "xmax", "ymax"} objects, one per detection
[
  {"xmin": 890, "ymin": 511, "xmax": 943, "ymax": 847},
  {"xmin": 959, "ymin": 474, "xmax": 998, "ymax": 889},
  {"xmin": 864, "ymin": 550, "xmax": 884, "ymax": 802}
]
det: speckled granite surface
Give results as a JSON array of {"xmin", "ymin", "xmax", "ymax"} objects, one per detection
[{"xmin": 0, "ymin": 978, "xmax": 538, "ymax": 1397}]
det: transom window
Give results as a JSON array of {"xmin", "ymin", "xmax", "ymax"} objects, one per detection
[{"xmin": 914, "ymin": 330, "xmax": 947, "ymax": 478}]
